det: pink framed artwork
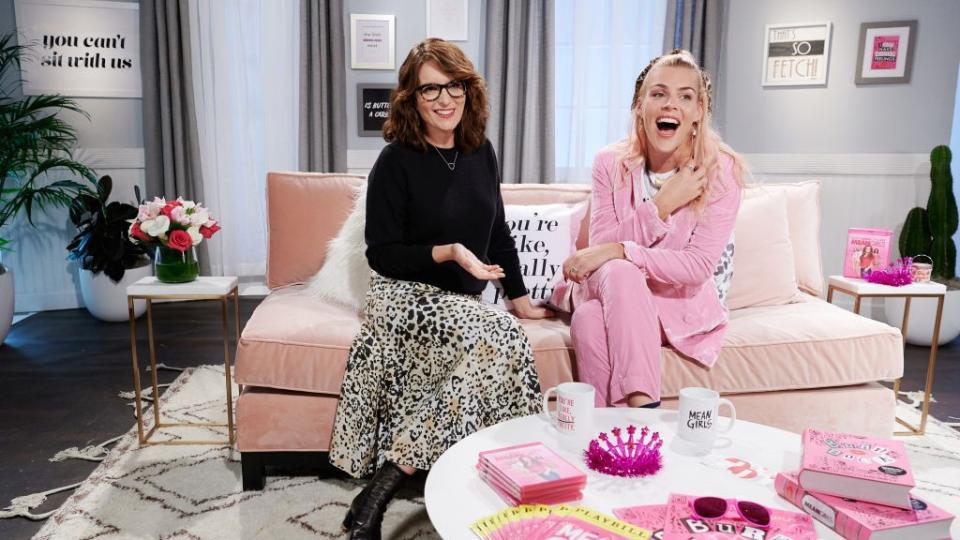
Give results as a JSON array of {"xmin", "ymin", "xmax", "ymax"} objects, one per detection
[{"xmin": 855, "ymin": 20, "xmax": 917, "ymax": 84}]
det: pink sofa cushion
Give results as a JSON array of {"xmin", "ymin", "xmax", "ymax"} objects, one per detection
[
  {"xmin": 266, "ymin": 172, "xmax": 365, "ymax": 289},
  {"xmin": 235, "ymin": 286, "xmax": 578, "ymax": 395},
  {"xmin": 726, "ymin": 189, "xmax": 802, "ymax": 309},
  {"xmin": 743, "ymin": 181, "xmax": 823, "ymax": 296},
  {"xmin": 236, "ymin": 289, "xmax": 901, "ymax": 398}
]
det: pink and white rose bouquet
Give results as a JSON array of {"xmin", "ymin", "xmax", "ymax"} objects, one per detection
[{"xmin": 128, "ymin": 197, "xmax": 220, "ymax": 252}]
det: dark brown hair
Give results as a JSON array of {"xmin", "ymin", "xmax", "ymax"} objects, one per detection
[{"xmin": 383, "ymin": 38, "xmax": 489, "ymax": 152}]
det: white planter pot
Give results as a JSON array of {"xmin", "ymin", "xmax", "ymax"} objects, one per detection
[
  {"xmin": 0, "ymin": 266, "xmax": 13, "ymax": 345},
  {"xmin": 884, "ymin": 289, "xmax": 960, "ymax": 346},
  {"xmin": 79, "ymin": 264, "xmax": 153, "ymax": 322}
]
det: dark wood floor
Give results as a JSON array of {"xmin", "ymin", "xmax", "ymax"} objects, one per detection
[{"xmin": 1, "ymin": 298, "xmax": 958, "ymax": 539}]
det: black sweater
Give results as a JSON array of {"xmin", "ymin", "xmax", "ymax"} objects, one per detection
[{"xmin": 364, "ymin": 140, "xmax": 527, "ymax": 299}]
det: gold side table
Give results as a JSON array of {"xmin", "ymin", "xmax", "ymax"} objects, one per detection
[
  {"xmin": 127, "ymin": 276, "xmax": 239, "ymax": 445},
  {"xmin": 826, "ymin": 275, "xmax": 945, "ymax": 436}
]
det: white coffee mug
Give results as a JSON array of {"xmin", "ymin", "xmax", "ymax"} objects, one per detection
[
  {"xmin": 542, "ymin": 382, "xmax": 595, "ymax": 436},
  {"xmin": 677, "ymin": 387, "xmax": 736, "ymax": 451}
]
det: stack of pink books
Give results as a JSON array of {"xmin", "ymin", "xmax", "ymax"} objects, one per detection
[
  {"xmin": 776, "ymin": 428, "xmax": 954, "ymax": 539},
  {"xmin": 476, "ymin": 442, "xmax": 587, "ymax": 506}
]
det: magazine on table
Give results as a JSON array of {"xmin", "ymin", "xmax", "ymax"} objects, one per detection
[
  {"xmin": 613, "ymin": 493, "xmax": 816, "ymax": 539},
  {"xmin": 470, "ymin": 504, "xmax": 651, "ymax": 540},
  {"xmin": 843, "ymin": 228, "xmax": 893, "ymax": 279}
]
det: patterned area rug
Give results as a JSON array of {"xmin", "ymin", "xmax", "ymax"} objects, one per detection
[
  {"xmin": 30, "ymin": 366, "xmax": 960, "ymax": 539},
  {"xmin": 32, "ymin": 366, "xmax": 438, "ymax": 540}
]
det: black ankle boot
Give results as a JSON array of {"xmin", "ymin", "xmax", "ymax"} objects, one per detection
[
  {"xmin": 341, "ymin": 481, "xmax": 372, "ymax": 531},
  {"xmin": 346, "ymin": 462, "xmax": 408, "ymax": 540}
]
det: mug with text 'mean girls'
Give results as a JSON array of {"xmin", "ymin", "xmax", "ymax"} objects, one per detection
[
  {"xmin": 542, "ymin": 382, "xmax": 595, "ymax": 436},
  {"xmin": 677, "ymin": 387, "xmax": 736, "ymax": 452}
]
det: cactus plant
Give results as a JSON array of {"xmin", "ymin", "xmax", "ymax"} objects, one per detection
[{"xmin": 899, "ymin": 145, "xmax": 957, "ymax": 281}]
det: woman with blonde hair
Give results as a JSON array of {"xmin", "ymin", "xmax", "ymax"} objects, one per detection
[
  {"xmin": 329, "ymin": 38, "xmax": 550, "ymax": 540},
  {"xmin": 556, "ymin": 49, "xmax": 747, "ymax": 408}
]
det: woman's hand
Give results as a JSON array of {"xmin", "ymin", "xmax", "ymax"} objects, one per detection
[
  {"xmin": 511, "ymin": 295, "xmax": 555, "ymax": 319},
  {"xmin": 562, "ymin": 243, "xmax": 625, "ymax": 284},
  {"xmin": 652, "ymin": 160, "xmax": 706, "ymax": 220},
  {"xmin": 432, "ymin": 243, "xmax": 505, "ymax": 280}
]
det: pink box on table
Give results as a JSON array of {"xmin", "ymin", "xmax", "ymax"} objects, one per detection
[{"xmin": 843, "ymin": 228, "xmax": 893, "ymax": 279}]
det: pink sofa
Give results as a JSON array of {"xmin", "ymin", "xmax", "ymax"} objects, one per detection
[{"xmin": 234, "ymin": 172, "xmax": 902, "ymax": 490}]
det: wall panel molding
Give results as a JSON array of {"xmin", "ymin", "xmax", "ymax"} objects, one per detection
[{"xmin": 743, "ymin": 153, "xmax": 929, "ymax": 177}]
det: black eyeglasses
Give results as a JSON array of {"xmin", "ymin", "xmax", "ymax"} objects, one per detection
[{"xmin": 415, "ymin": 80, "xmax": 466, "ymax": 101}]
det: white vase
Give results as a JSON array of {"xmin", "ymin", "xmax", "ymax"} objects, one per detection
[
  {"xmin": 79, "ymin": 264, "xmax": 153, "ymax": 322},
  {"xmin": 884, "ymin": 289, "xmax": 960, "ymax": 346},
  {"xmin": 0, "ymin": 266, "xmax": 13, "ymax": 344}
]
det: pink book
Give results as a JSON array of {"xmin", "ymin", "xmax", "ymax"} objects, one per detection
[
  {"xmin": 663, "ymin": 493, "xmax": 817, "ymax": 539},
  {"xmin": 843, "ymin": 228, "xmax": 893, "ymax": 278},
  {"xmin": 478, "ymin": 468, "xmax": 583, "ymax": 506},
  {"xmin": 799, "ymin": 428, "xmax": 914, "ymax": 509},
  {"xmin": 777, "ymin": 471, "xmax": 953, "ymax": 539},
  {"xmin": 478, "ymin": 442, "xmax": 586, "ymax": 498}
]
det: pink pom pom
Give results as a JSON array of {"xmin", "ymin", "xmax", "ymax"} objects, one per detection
[
  {"xmin": 583, "ymin": 424, "xmax": 663, "ymax": 477},
  {"xmin": 865, "ymin": 257, "xmax": 914, "ymax": 286}
]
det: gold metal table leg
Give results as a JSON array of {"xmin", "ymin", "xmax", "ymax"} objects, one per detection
[
  {"xmin": 895, "ymin": 294, "xmax": 944, "ymax": 436},
  {"xmin": 128, "ymin": 296, "xmax": 145, "ymax": 445}
]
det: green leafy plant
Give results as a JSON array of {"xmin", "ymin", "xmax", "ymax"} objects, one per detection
[
  {"xmin": 899, "ymin": 145, "xmax": 958, "ymax": 284},
  {"xmin": 67, "ymin": 175, "xmax": 148, "ymax": 282},
  {"xmin": 0, "ymin": 33, "xmax": 96, "ymax": 253}
]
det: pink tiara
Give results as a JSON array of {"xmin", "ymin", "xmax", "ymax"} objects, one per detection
[
  {"xmin": 583, "ymin": 425, "xmax": 663, "ymax": 477},
  {"xmin": 865, "ymin": 257, "xmax": 914, "ymax": 286}
]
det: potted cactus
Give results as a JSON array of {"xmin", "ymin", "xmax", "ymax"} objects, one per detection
[{"xmin": 886, "ymin": 145, "xmax": 960, "ymax": 345}]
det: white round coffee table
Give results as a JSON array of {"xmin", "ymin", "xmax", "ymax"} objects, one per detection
[{"xmin": 425, "ymin": 408, "xmax": 839, "ymax": 539}]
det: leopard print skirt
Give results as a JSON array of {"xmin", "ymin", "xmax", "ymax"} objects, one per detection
[{"xmin": 329, "ymin": 273, "xmax": 543, "ymax": 478}]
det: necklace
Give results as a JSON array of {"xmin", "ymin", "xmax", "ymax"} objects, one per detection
[
  {"xmin": 431, "ymin": 144, "xmax": 459, "ymax": 171},
  {"xmin": 647, "ymin": 168, "xmax": 679, "ymax": 189}
]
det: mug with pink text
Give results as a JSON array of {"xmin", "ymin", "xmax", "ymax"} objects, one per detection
[
  {"xmin": 542, "ymin": 382, "xmax": 595, "ymax": 436},
  {"xmin": 677, "ymin": 387, "xmax": 736, "ymax": 453}
]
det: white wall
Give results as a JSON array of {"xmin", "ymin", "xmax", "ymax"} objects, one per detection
[
  {"xmin": 721, "ymin": 0, "xmax": 960, "ymax": 153},
  {"xmin": 719, "ymin": 0, "xmax": 960, "ymax": 319},
  {"xmin": 344, "ymin": 0, "xmax": 486, "ymax": 173},
  {"xmin": 1, "ymin": 0, "xmax": 145, "ymax": 312}
]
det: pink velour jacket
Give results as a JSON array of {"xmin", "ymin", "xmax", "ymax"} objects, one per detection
[{"xmin": 553, "ymin": 145, "xmax": 742, "ymax": 368}]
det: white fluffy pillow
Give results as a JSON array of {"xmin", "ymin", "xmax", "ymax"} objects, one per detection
[
  {"xmin": 482, "ymin": 202, "xmax": 588, "ymax": 309},
  {"xmin": 305, "ymin": 187, "xmax": 370, "ymax": 311}
]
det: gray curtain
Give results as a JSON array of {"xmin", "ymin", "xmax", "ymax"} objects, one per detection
[
  {"xmin": 141, "ymin": 0, "xmax": 209, "ymax": 273},
  {"xmin": 484, "ymin": 0, "xmax": 554, "ymax": 184},
  {"xmin": 663, "ymin": 0, "xmax": 727, "ymax": 127},
  {"xmin": 299, "ymin": 0, "xmax": 347, "ymax": 172}
]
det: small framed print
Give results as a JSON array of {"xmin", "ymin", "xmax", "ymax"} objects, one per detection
[
  {"xmin": 427, "ymin": 0, "xmax": 468, "ymax": 41},
  {"xmin": 357, "ymin": 84, "xmax": 393, "ymax": 137},
  {"xmin": 855, "ymin": 20, "xmax": 917, "ymax": 85},
  {"xmin": 762, "ymin": 22, "xmax": 832, "ymax": 86},
  {"xmin": 350, "ymin": 14, "xmax": 395, "ymax": 70}
]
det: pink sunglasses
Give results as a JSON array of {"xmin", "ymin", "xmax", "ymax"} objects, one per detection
[{"xmin": 690, "ymin": 496, "xmax": 772, "ymax": 529}]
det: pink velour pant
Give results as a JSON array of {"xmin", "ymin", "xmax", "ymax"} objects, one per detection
[{"xmin": 571, "ymin": 259, "xmax": 663, "ymax": 407}]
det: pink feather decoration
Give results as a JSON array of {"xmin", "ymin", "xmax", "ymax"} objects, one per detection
[
  {"xmin": 583, "ymin": 425, "xmax": 663, "ymax": 477},
  {"xmin": 865, "ymin": 257, "xmax": 914, "ymax": 286}
]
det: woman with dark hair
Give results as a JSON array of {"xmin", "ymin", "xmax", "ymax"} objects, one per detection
[{"xmin": 329, "ymin": 38, "xmax": 550, "ymax": 539}]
